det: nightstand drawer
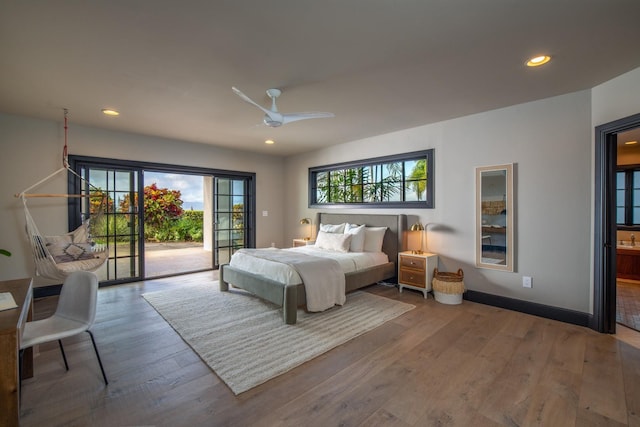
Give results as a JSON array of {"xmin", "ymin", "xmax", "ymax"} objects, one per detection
[
  {"xmin": 398, "ymin": 251, "xmax": 437, "ymax": 299},
  {"xmin": 399, "ymin": 269, "xmax": 426, "ymax": 287},
  {"xmin": 400, "ymin": 256, "xmax": 426, "ymax": 270}
]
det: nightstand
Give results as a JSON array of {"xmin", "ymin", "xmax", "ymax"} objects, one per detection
[
  {"xmin": 292, "ymin": 238, "xmax": 315, "ymax": 247},
  {"xmin": 398, "ymin": 251, "xmax": 438, "ymax": 298}
]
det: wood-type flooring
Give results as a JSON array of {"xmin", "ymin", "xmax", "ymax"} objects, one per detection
[{"xmin": 19, "ymin": 272, "xmax": 640, "ymax": 426}]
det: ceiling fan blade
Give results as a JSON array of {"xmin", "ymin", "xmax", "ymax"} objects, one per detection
[
  {"xmin": 232, "ymin": 86, "xmax": 272, "ymax": 115},
  {"xmin": 282, "ymin": 112, "xmax": 335, "ymax": 125}
]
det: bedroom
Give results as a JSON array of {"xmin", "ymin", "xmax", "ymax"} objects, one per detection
[{"xmin": 2, "ymin": 1, "xmax": 640, "ymax": 425}]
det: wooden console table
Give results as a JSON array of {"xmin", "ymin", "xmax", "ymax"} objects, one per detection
[{"xmin": 0, "ymin": 278, "xmax": 33, "ymax": 427}]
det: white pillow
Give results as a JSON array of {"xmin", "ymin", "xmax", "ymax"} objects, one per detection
[
  {"xmin": 315, "ymin": 230, "xmax": 352, "ymax": 252},
  {"xmin": 363, "ymin": 227, "xmax": 387, "ymax": 252},
  {"xmin": 319, "ymin": 223, "xmax": 345, "ymax": 233},
  {"xmin": 344, "ymin": 223, "xmax": 366, "ymax": 252}
]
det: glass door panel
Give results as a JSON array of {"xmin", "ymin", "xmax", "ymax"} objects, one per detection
[
  {"xmin": 79, "ymin": 167, "xmax": 141, "ymax": 283},
  {"xmin": 214, "ymin": 177, "xmax": 252, "ymax": 267}
]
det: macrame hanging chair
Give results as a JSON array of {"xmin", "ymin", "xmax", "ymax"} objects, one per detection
[{"xmin": 16, "ymin": 110, "xmax": 108, "ymax": 281}]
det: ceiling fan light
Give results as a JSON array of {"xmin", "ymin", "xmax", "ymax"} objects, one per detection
[{"xmin": 526, "ymin": 55, "xmax": 551, "ymax": 67}]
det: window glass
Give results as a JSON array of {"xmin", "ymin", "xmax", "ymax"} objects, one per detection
[
  {"xmin": 617, "ymin": 168, "xmax": 640, "ymax": 227},
  {"xmin": 309, "ymin": 150, "xmax": 434, "ymax": 208}
]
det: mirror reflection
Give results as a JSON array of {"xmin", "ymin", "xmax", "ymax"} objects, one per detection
[{"xmin": 476, "ymin": 164, "xmax": 514, "ymax": 271}]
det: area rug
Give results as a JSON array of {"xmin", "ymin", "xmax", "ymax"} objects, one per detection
[{"xmin": 142, "ymin": 283, "xmax": 414, "ymax": 394}]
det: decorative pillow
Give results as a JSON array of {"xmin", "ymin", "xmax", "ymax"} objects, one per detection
[
  {"xmin": 45, "ymin": 235, "xmax": 72, "ymax": 245},
  {"xmin": 344, "ymin": 223, "xmax": 366, "ymax": 252},
  {"xmin": 363, "ymin": 227, "xmax": 387, "ymax": 252},
  {"xmin": 48, "ymin": 242, "xmax": 99, "ymax": 263},
  {"xmin": 319, "ymin": 223, "xmax": 345, "ymax": 234},
  {"xmin": 315, "ymin": 230, "xmax": 352, "ymax": 252}
]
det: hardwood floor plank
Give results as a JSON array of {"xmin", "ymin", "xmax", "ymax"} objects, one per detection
[
  {"xmin": 360, "ymin": 407, "xmax": 412, "ymax": 427},
  {"xmin": 620, "ymin": 340, "xmax": 640, "ymax": 426},
  {"xmin": 579, "ymin": 334, "xmax": 629, "ymax": 424},
  {"xmin": 410, "ymin": 313, "xmax": 521, "ymax": 425},
  {"xmin": 478, "ymin": 316, "xmax": 561, "ymax": 425},
  {"xmin": 17, "ymin": 272, "xmax": 640, "ymax": 427}
]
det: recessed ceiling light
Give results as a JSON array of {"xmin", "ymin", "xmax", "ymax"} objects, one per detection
[
  {"xmin": 526, "ymin": 55, "xmax": 551, "ymax": 67},
  {"xmin": 625, "ymin": 140, "xmax": 638, "ymax": 145},
  {"xmin": 265, "ymin": 139, "xmax": 275, "ymax": 145},
  {"xmin": 101, "ymin": 108, "xmax": 120, "ymax": 116}
]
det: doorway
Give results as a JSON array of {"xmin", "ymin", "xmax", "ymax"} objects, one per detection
[
  {"xmin": 594, "ymin": 112, "xmax": 640, "ymax": 333},
  {"xmin": 142, "ymin": 171, "xmax": 212, "ymax": 278},
  {"xmin": 615, "ymin": 127, "xmax": 640, "ymax": 331}
]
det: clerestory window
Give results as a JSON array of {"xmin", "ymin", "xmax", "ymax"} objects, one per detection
[{"xmin": 309, "ymin": 149, "xmax": 434, "ymax": 208}]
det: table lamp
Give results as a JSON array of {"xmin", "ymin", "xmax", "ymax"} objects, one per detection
[
  {"xmin": 410, "ymin": 222, "xmax": 424, "ymax": 254},
  {"xmin": 300, "ymin": 218, "xmax": 312, "ymax": 240}
]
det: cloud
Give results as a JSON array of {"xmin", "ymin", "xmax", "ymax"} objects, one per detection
[{"xmin": 144, "ymin": 172, "xmax": 203, "ymax": 202}]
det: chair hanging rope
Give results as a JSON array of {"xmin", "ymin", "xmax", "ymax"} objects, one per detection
[{"xmin": 16, "ymin": 109, "xmax": 108, "ymax": 281}]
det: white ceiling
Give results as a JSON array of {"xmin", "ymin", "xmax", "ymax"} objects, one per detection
[{"xmin": 1, "ymin": 1, "xmax": 640, "ymax": 157}]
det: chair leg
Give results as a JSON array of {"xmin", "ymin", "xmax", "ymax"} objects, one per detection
[
  {"xmin": 58, "ymin": 340, "xmax": 69, "ymax": 371},
  {"xmin": 87, "ymin": 330, "xmax": 108, "ymax": 385},
  {"xmin": 19, "ymin": 349, "xmax": 24, "ymax": 403}
]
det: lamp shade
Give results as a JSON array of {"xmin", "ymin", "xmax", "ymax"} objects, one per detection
[
  {"xmin": 410, "ymin": 222, "xmax": 424, "ymax": 253},
  {"xmin": 299, "ymin": 218, "xmax": 312, "ymax": 240},
  {"xmin": 410, "ymin": 222, "xmax": 424, "ymax": 232}
]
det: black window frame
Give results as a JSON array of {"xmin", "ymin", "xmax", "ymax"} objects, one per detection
[
  {"xmin": 616, "ymin": 164, "xmax": 640, "ymax": 230},
  {"xmin": 308, "ymin": 149, "xmax": 434, "ymax": 208}
]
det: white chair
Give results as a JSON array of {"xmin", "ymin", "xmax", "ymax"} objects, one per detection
[{"xmin": 20, "ymin": 271, "xmax": 108, "ymax": 384}]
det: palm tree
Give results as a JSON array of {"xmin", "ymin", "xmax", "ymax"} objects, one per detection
[{"xmin": 406, "ymin": 159, "xmax": 427, "ymax": 200}]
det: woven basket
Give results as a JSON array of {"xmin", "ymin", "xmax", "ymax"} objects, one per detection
[{"xmin": 432, "ymin": 268, "xmax": 465, "ymax": 304}]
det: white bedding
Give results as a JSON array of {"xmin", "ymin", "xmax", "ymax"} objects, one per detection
[{"xmin": 229, "ymin": 246, "xmax": 389, "ymax": 286}]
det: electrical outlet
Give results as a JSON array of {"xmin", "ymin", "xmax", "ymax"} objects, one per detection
[{"xmin": 523, "ymin": 276, "xmax": 533, "ymax": 288}]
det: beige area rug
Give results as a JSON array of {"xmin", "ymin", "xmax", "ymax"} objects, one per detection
[{"xmin": 142, "ymin": 283, "xmax": 414, "ymax": 395}]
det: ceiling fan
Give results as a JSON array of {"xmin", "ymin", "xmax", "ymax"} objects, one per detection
[{"xmin": 232, "ymin": 86, "xmax": 335, "ymax": 128}]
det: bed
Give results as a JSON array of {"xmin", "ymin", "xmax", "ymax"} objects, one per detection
[{"xmin": 220, "ymin": 213, "xmax": 406, "ymax": 324}]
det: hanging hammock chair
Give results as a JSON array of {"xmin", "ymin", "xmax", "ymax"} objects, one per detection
[
  {"xmin": 21, "ymin": 194, "xmax": 108, "ymax": 281},
  {"xmin": 16, "ymin": 110, "xmax": 109, "ymax": 281}
]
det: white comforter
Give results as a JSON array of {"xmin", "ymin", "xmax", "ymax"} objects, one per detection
[{"xmin": 229, "ymin": 246, "xmax": 389, "ymax": 312}]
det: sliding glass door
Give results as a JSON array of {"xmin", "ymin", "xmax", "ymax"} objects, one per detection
[
  {"xmin": 213, "ymin": 176, "xmax": 254, "ymax": 268},
  {"xmin": 74, "ymin": 165, "xmax": 142, "ymax": 283},
  {"xmin": 69, "ymin": 156, "xmax": 255, "ymax": 285}
]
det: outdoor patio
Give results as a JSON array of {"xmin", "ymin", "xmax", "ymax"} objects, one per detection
[{"xmin": 145, "ymin": 242, "xmax": 213, "ymax": 277}]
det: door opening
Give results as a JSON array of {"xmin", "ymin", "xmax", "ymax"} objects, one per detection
[
  {"xmin": 594, "ymin": 112, "xmax": 640, "ymax": 333},
  {"xmin": 142, "ymin": 171, "xmax": 213, "ymax": 278}
]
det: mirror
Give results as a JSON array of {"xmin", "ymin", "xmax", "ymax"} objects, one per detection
[{"xmin": 476, "ymin": 164, "xmax": 514, "ymax": 271}]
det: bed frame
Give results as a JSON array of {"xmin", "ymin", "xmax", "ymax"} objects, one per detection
[{"xmin": 220, "ymin": 213, "xmax": 406, "ymax": 324}]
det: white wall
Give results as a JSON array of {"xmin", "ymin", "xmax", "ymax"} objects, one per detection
[
  {"xmin": 285, "ymin": 90, "xmax": 593, "ymax": 313},
  {"xmin": 0, "ymin": 113, "xmax": 286, "ymax": 284},
  {"xmin": 589, "ymin": 67, "xmax": 640, "ymax": 310},
  {"xmin": 3, "ymin": 65, "xmax": 639, "ymax": 312},
  {"xmin": 592, "ymin": 67, "xmax": 640, "ymax": 127}
]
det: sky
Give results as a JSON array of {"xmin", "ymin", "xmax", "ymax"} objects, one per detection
[{"xmin": 144, "ymin": 171, "xmax": 204, "ymax": 210}]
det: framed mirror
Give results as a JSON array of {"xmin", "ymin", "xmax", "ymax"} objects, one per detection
[{"xmin": 476, "ymin": 164, "xmax": 514, "ymax": 271}]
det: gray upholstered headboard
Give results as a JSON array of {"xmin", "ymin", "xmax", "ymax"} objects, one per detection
[{"xmin": 315, "ymin": 213, "xmax": 406, "ymax": 267}]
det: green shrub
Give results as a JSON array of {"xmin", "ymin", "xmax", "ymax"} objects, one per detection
[{"xmin": 174, "ymin": 210, "xmax": 204, "ymax": 242}]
